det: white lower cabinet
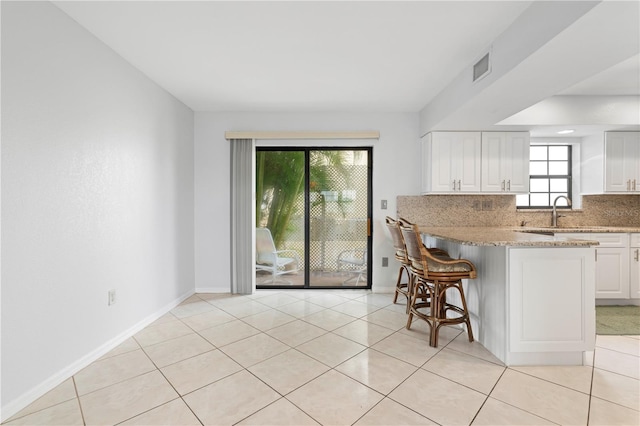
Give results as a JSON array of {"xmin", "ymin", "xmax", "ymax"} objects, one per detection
[
  {"xmin": 630, "ymin": 234, "xmax": 640, "ymax": 299},
  {"xmin": 595, "ymin": 247, "xmax": 630, "ymax": 298},
  {"xmin": 509, "ymin": 248, "xmax": 595, "ymax": 355},
  {"xmin": 565, "ymin": 232, "xmax": 636, "ymax": 301},
  {"xmin": 427, "ymin": 239, "xmax": 595, "ymax": 365}
]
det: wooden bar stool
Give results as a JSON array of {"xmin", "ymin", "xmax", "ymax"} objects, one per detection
[
  {"xmin": 386, "ymin": 217, "xmax": 450, "ymax": 313},
  {"xmin": 399, "ymin": 221, "xmax": 476, "ymax": 347},
  {"xmin": 385, "ymin": 217, "xmax": 413, "ymax": 312}
]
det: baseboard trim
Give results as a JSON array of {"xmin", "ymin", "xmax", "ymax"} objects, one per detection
[
  {"xmin": 1, "ymin": 290, "xmax": 194, "ymax": 422},
  {"xmin": 371, "ymin": 285, "xmax": 395, "ymax": 294},
  {"xmin": 195, "ymin": 287, "xmax": 231, "ymax": 293},
  {"xmin": 596, "ymin": 299, "xmax": 640, "ymax": 306}
]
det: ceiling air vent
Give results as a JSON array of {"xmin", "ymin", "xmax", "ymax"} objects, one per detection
[{"xmin": 473, "ymin": 51, "xmax": 491, "ymax": 82}]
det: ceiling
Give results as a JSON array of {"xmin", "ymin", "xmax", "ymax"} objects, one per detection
[{"xmin": 53, "ymin": 1, "xmax": 639, "ymax": 138}]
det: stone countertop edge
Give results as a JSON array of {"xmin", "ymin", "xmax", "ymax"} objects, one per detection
[
  {"xmin": 515, "ymin": 226, "xmax": 640, "ymax": 233},
  {"xmin": 419, "ymin": 227, "xmax": 603, "ymax": 247}
]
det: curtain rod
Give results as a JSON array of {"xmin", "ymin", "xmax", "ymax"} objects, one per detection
[{"xmin": 225, "ymin": 131, "xmax": 380, "ymax": 140}]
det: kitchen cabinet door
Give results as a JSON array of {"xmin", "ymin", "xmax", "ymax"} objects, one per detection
[
  {"xmin": 595, "ymin": 247, "xmax": 630, "ymax": 299},
  {"xmin": 591, "ymin": 233, "xmax": 630, "ymax": 299},
  {"xmin": 509, "ymin": 247, "xmax": 595, "ymax": 353},
  {"xmin": 422, "ymin": 132, "xmax": 481, "ymax": 193},
  {"xmin": 630, "ymin": 234, "xmax": 640, "ymax": 299},
  {"xmin": 565, "ymin": 232, "xmax": 634, "ymax": 300},
  {"xmin": 605, "ymin": 132, "xmax": 640, "ymax": 192},
  {"xmin": 481, "ymin": 132, "xmax": 530, "ymax": 193}
]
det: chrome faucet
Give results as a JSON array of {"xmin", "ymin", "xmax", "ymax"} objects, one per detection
[{"xmin": 552, "ymin": 195, "xmax": 572, "ymax": 227}]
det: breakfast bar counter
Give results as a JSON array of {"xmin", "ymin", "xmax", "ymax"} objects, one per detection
[
  {"xmin": 419, "ymin": 226, "xmax": 600, "ymax": 247},
  {"xmin": 419, "ymin": 227, "xmax": 598, "ymax": 366}
]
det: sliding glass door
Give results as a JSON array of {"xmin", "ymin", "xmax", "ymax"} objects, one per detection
[{"xmin": 256, "ymin": 147, "xmax": 372, "ymax": 289}]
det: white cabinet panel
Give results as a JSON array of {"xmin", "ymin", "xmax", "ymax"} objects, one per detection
[
  {"xmin": 588, "ymin": 233, "xmax": 628, "ymax": 247},
  {"xmin": 509, "ymin": 248, "xmax": 595, "ymax": 353},
  {"xmin": 422, "ymin": 131, "xmax": 529, "ymax": 194},
  {"xmin": 595, "ymin": 248, "xmax": 630, "ymax": 298},
  {"xmin": 565, "ymin": 233, "xmax": 631, "ymax": 299},
  {"xmin": 481, "ymin": 132, "xmax": 530, "ymax": 193},
  {"xmin": 630, "ymin": 234, "xmax": 640, "ymax": 299},
  {"xmin": 422, "ymin": 132, "xmax": 481, "ymax": 194},
  {"xmin": 605, "ymin": 132, "xmax": 640, "ymax": 193}
]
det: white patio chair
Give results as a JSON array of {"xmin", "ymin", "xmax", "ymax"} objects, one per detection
[
  {"xmin": 337, "ymin": 248, "xmax": 367, "ymax": 286},
  {"xmin": 255, "ymin": 228, "xmax": 300, "ymax": 284}
]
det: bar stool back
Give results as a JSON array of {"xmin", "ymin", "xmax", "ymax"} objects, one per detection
[{"xmin": 385, "ymin": 217, "xmax": 412, "ymax": 312}]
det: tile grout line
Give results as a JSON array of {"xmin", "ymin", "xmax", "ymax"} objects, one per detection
[
  {"xmin": 70, "ymin": 376, "xmax": 87, "ymax": 426},
  {"xmin": 133, "ymin": 326, "xmax": 207, "ymax": 426}
]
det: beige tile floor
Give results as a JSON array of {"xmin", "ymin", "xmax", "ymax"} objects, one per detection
[{"xmin": 5, "ymin": 290, "xmax": 640, "ymax": 426}]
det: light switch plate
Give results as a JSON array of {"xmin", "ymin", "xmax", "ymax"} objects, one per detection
[{"xmin": 381, "ymin": 200, "xmax": 388, "ymax": 210}]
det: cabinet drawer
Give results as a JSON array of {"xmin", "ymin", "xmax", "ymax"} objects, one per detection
[
  {"xmin": 630, "ymin": 233, "xmax": 640, "ymax": 247},
  {"xmin": 590, "ymin": 233, "xmax": 628, "ymax": 247},
  {"xmin": 562, "ymin": 233, "xmax": 592, "ymax": 241}
]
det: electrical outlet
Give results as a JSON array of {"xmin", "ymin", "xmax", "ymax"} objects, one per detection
[
  {"xmin": 482, "ymin": 200, "xmax": 493, "ymax": 211},
  {"xmin": 473, "ymin": 200, "xmax": 481, "ymax": 210},
  {"xmin": 382, "ymin": 257, "xmax": 389, "ymax": 267},
  {"xmin": 381, "ymin": 199, "xmax": 388, "ymax": 210},
  {"xmin": 108, "ymin": 289, "xmax": 116, "ymax": 306}
]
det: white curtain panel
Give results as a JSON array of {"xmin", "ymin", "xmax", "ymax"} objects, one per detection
[{"xmin": 230, "ymin": 138, "xmax": 255, "ymax": 294}]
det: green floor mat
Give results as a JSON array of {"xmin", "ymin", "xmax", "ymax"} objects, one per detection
[{"xmin": 596, "ymin": 306, "xmax": 640, "ymax": 335}]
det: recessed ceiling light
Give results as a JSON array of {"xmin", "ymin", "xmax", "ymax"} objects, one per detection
[{"xmin": 557, "ymin": 129, "xmax": 575, "ymax": 135}]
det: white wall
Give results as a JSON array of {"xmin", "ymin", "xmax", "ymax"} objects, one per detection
[
  {"xmin": 194, "ymin": 112, "xmax": 420, "ymax": 293},
  {"xmin": 1, "ymin": 1, "xmax": 195, "ymax": 415}
]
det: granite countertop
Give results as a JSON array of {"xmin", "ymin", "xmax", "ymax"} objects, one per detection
[
  {"xmin": 516, "ymin": 226, "xmax": 640, "ymax": 233},
  {"xmin": 419, "ymin": 226, "xmax": 601, "ymax": 247}
]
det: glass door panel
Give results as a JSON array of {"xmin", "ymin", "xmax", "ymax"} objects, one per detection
[
  {"xmin": 256, "ymin": 150, "xmax": 306, "ymax": 287},
  {"xmin": 309, "ymin": 150, "xmax": 370, "ymax": 287}
]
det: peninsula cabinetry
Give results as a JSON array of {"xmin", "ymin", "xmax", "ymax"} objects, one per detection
[
  {"xmin": 605, "ymin": 132, "xmax": 640, "ymax": 192},
  {"xmin": 421, "ymin": 132, "xmax": 481, "ymax": 193},
  {"xmin": 481, "ymin": 132, "xmax": 530, "ymax": 193},
  {"xmin": 508, "ymin": 248, "xmax": 594, "ymax": 355},
  {"xmin": 422, "ymin": 229, "xmax": 596, "ymax": 366}
]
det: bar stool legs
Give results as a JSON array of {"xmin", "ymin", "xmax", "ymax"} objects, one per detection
[
  {"xmin": 405, "ymin": 277, "xmax": 474, "ymax": 348},
  {"xmin": 428, "ymin": 280, "xmax": 474, "ymax": 347},
  {"xmin": 392, "ymin": 263, "xmax": 411, "ymax": 313}
]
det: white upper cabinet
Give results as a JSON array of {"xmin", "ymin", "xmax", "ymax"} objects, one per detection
[
  {"xmin": 582, "ymin": 131, "xmax": 640, "ymax": 194},
  {"xmin": 605, "ymin": 132, "xmax": 640, "ymax": 193},
  {"xmin": 421, "ymin": 132, "xmax": 481, "ymax": 193},
  {"xmin": 481, "ymin": 132, "xmax": 530, "ymax": 193}
]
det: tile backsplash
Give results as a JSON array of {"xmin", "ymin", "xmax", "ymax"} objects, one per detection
[{"xmin": 397, "ymin": 194, "xmax": 640, "ymax": 228}]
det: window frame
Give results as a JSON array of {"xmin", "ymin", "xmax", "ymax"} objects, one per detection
[{"xmin": 517, "ymin": 144, "xmax": 572, "ymax": 210}]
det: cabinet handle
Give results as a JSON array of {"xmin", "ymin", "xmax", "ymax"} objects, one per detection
[
  {"xmin": 628, "ymin": 180, "xmax": 631, "ymax": 191},
  {"xmin": 634, "ymin": 179, "xmax": 637, "ymax": 191},
  {"xmin": 635, "ymin": 249, "xmax": 639, "ymax": 262},
  {"xmin": 453, "ymin": 180, "xmax": 457, "ymax": 191},
  {"xmin": 501, "ymin": 180, "xmax": 505, "ymax": 191},
  {"xmin": 457, "ymin": 180, "xmax": 461, "ymax": 191},
  {"xmin": 507, "ymin": 180, "xmax": 511, "ymax": 191}
]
